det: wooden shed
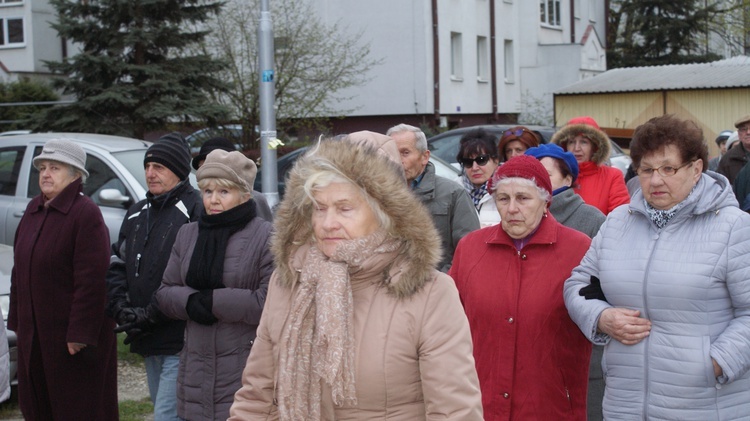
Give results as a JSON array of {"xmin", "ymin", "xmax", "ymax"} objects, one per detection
[{"xmin": 553, "ymin": 56, "xmax": 750, "ymax": 157}]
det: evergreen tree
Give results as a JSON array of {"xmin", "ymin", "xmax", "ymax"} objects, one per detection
[
  {"xmin": 608, "ymin": 0, "xmax": 722, "ymax": 68},
  {"xmin": 0, "ymin": 79, "xmax": 59, "ymax": 131},
  {"xmin": 33, "ymin": 0, "xmax": 230, "ymax": 139}
]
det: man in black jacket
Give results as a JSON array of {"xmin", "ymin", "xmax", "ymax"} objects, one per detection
[{"xmin": 106, "ymin": 132, "xmax": 202, "ymax": 421}]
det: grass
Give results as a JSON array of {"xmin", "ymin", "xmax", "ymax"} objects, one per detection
[
  {"xmin": 117, "ymin": 332, "xmax": 145, "ymax": 365},
  {"xmin": 119, "ymin": 397, "xmax": 154, "ymax": 421}
]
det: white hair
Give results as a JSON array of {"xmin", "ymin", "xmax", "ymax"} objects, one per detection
[
  {"xmin": 492, "ymin": 177, "xmax": 551, "ymax": 203},
  {"xmin": 386, "ymin": 123, "xmax": 428, "ymax": 153}
]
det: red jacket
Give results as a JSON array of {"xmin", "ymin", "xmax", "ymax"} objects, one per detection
[
  {"xmin": 574, "ymin": 161, "xmax": 630, "ymax": 215},
  {"xmin": 450, "ymin": 214, "xmax": 592, "ymax": 421}
]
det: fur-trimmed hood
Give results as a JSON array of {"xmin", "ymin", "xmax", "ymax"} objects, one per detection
[
  {"xmin": 271, "ymin": 136, "xmax": 443, "ymax": 299},
  {"xmin": 551, "ymin": 123, "xmax": 611, "ymax": 165}
]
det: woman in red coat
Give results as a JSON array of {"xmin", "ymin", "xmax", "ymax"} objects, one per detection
[
  {"xmin": 450, "ymin": 155, "xmax": 592, "ymax": 420},
  {"xmin": 551, "ymin": 116, "xmax": 630, "ymax": 215},
  {"xmin": 9, "ymin": 139, "xmax": 118, "ymax": 420}
]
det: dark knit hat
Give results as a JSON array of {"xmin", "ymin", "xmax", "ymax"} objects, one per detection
[
  {"xmin": 144, "ymin": 132, "xmax": 191, "ymax": 181},
  {"xmin": 490, "ymin": 155, "xmax": 552, "ymax": 198},
  {"xmin": 191, "ymin": 137, "xmax": 236, "ymax": 170},
  {"xmin": 524, "ymin": 143, "xmax": 579, "ymax": 183}
]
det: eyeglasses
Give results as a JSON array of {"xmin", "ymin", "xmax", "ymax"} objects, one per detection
[
  {"xmin": 460, "ymin": 154, "xmax": 492, "ymax": 168},
  {"xmin": 636, "ymin": 160, "xmax": 695, "ymax": 178}
]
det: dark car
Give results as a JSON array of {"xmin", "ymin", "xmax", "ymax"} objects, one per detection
[
  {"xmin": 427, "ymin": 124, "xmax": 556, "ymax": 166},
  {"xmin": 254, "ymin": 147, "xmax": 461, "ymax": 200},
  {"xmin": 427, "ymin": 124, "xmax": 632, "ymax": 174}
]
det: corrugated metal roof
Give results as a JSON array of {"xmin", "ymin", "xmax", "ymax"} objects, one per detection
[{"xmin": 555, "ymin": 56, "xmax": 750, "ymax": 95}]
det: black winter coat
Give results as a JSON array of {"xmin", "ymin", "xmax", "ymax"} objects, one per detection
[{"xmin": 106, "ymin": 180, "xmax": 202, "ymax": 356}]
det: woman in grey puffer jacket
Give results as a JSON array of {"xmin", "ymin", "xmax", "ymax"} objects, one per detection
[
  {"xmin": 564, "ymin": 115, "xmax": 750, "ymax": 421},
  {"xmin": 156, "ymin": 150, "xmax": 273, "ymax": 420}
]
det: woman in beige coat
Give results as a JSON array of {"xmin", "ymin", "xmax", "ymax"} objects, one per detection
[{"xmin": 229, "ymin": 132, "xmax": 483, "ymax": 420}]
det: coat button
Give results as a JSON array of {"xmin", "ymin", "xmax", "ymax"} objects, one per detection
[
  {"xmin": 507, "ymin": 317, "xmax": 514, "ymax": 323},
  {"xmin": 503, "ymin": 393, "xmax": 510, "ymax": 398},
  {"xmin": 521, "ymin": 254, "xmax": 527, "ymax": 260}
]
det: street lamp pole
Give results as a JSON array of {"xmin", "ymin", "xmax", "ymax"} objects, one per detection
[{"xmin": 258, "ymin": 0, "xmax": 279, "ymax": 208}]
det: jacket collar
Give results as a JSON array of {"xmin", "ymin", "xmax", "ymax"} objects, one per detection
[
  {"xmin": 412, "ymin": 162, "xmax": 436, "ymax": 198},
  {"xmin": 31, "ymin": 178, "xmax": 83, "ymax": 215}
]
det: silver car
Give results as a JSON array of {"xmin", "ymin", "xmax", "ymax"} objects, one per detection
[{"xmin": 0, "ymin": 132, "xmax": 157, "ymax": 385}]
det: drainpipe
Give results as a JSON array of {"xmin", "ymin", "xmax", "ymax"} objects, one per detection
[
  {"xmin": 432, "ymin": 0, "xmax": 440, "ymax": 125},
  {"xmin": 570, "ymin": 0, "xmax": 575, "ymax": 43},
  {"xmin": 489, "ymin": 0, "xmax": 498, "ymax": 122}
]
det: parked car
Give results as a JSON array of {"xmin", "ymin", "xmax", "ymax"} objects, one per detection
[
  {"xmin": 0, "ymin": 133, "xmax": 158, "ymax": 246},
  {"xmin": 254, "ymin": 146, "xmax": 461, "ymax": 200},
  {"xmin": 0, "ymin": 244, "xmax": 15, "ymax": 385},
  {"xmin": 185, "ymin": 125, "xmax": 243, "ymax": 154},
  {"xmin": 0, "ymin": 132, "xmax": 177, "ymax": 387},
  {"xmin": 427, "ymin": 124, "xmax": 632, "ymax": 175}
]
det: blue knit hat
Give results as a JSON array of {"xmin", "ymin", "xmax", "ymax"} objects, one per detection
[
  {"xmin": 144, "ymin": 132, "xmax": 191, "ymax": 181},
  {"xmin": 525, "ymin": 143, "xmax": 579, "ymax": 183}
]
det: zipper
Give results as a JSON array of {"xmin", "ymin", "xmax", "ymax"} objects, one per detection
[{"xmin": 641, "ymin": 230, "xmax": 659, "ymax": 419}]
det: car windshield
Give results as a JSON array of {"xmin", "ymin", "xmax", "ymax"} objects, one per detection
[{"xmin": 112, "ymin": 150, "xmax": 148, "ymax": 190}]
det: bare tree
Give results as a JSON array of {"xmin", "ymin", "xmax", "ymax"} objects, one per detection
[{"xmin": 196, "ymin": 0, "xmax": 381, "ymax": 149}]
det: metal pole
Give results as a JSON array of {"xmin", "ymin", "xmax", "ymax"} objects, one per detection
[{"xmin": 258, "ymin": 0, "xmax": 279, "ymax": 208}]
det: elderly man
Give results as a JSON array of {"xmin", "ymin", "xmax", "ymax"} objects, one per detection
[
  {"xmin": 717, "ymin": 114, "xmax": 750, "ymax": 186},
  {"xmin": 387, "ymin": 124, "xmax": 479, "ymax": 272},
  {"xmin": 106, "ymin": 133, "xmax": 203, "ymax": 421}
]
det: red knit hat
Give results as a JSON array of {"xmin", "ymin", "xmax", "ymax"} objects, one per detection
[
  {"xmin": 490, "ymin": 155, "xmax": 553, "ymax": 198},
  {"xmin": 567, "ymin": 116, "xmax": 600, "ymax": 130}
]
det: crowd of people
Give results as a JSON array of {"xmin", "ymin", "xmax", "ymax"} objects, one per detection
[{"xmin": 4, "ymin": 112, "xmax": 750, "ymax": 420}]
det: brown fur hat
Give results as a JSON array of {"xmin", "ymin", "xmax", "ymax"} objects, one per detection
[
  {"xmin": 551, "ymin": 117, "xmax": 612, "ymax": 165},
  {"xmin": 271, "ymin": 137, "xmax": 442, "ymax": 298}
]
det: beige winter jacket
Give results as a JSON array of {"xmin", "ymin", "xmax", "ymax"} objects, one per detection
[{"xmin": 228, "ymin": 137, "xmax": 483, "ymax": 420}]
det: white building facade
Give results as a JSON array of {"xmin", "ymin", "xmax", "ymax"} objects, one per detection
[
  {"xmin": 309, "ymin": 0, "xmax": 607, "ymax": 131},
  {"xmin": 0, "ymin": 0, "xmax": 607, "ymax": 130}
]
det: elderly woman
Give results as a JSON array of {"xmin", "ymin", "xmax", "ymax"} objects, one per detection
[
  {"xmin": 156, "ymin": 149, "xmax": 273, "ymax": 421},
  {"xmin": 9, "ymin": 139, "xmax": 118, "ymax": 420},
  {"xmin": 229, "ymin": 132, "xmax": 483, "ymax": 420},
  {"xmin": 456, "ymin": 128, "xmax": 501, "ymax": 227},
  {"xmin": 525, "ymin": 143, "xmax": 605, "ymax": 238},
  {"xmin": 450, "ymin": 155, "xmax": 592, "ymax": 420},
  {"xmin": 564, "ymin": 114, "xmax": 750, "ymax": 420},
  {"xmin": 497, "ymin": 125, "xmax": 541, "ymax": 162},
  {"xmin": 552, "ymin": 116, "xmax": 630, "ymax": 215}
]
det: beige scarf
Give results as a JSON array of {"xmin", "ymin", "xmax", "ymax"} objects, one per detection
[{"xmin": 277, "ymin": 229, "xmax": 401, "ymax": 420}]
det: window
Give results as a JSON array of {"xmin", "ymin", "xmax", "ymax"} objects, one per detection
[
  {"xmin": 0, "ymin": 147, "xmax": 24, "ymax": 196},
  {"xmin": 476, "ymin": 36, "xmax": 489, "ymax": 82},
  {"xmin": 540, "ymin": 0, "xmax": 561, "ymax": 27},
  {"xmin": 0, "ymin": 17, "xmax": 24, "ymax": 46},
  {"xmin": 504, "ymin": 40, "xmax": 514, "ymax": 83},
  {"xmin": 450, "ymin": 32, "xmax": 463, "ymax": 80}
]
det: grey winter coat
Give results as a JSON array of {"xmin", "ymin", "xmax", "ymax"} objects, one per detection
[
  {"xmin": 413, "ymin": 162, "xmax": 480, "ymax": 272},
  {"xmin": 550, "ymin": 187, "xmax": 605, "ymax": 238},
  {"xmin": 563, "ymin": 172, "xmax": 750, "ymax": 420},
  {"xmin": 156, "ymin": 214, "xmax": 274, "ymax": 421}
]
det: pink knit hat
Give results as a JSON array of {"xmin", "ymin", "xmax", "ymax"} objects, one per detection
[
  {"xmin": 567, "ymin": 116, "xmax": 600, "ymax": 130},
  {"xmin": 489, "ymin": 155, "xmax": 552, "ymax": 198}
]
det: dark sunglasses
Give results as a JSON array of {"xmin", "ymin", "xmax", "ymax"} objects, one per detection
[{"xmin": 461, "ymin": 154, "xmax": 492, "ymax": 168}]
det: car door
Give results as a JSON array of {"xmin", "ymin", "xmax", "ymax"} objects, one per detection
[{"xmin": 0, "ymin": 145, "xmax": 29, "ymax": 246}]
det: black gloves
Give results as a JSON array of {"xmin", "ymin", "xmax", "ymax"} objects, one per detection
[
  {"xmin": 186, "ymin": 290, "xmax": 218, "ymax": 326},
  {"xmin": 579, "ymin": 275, "xmax": 608, "ymax": 302},
  {"xmin": 114, "ymin": 305, "xmax": 162, "ymax": 345}
]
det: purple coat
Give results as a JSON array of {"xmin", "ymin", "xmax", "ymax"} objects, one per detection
[{"xmin": 9, "ymin": 178, "xmax": 118, "ymax": 420}]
